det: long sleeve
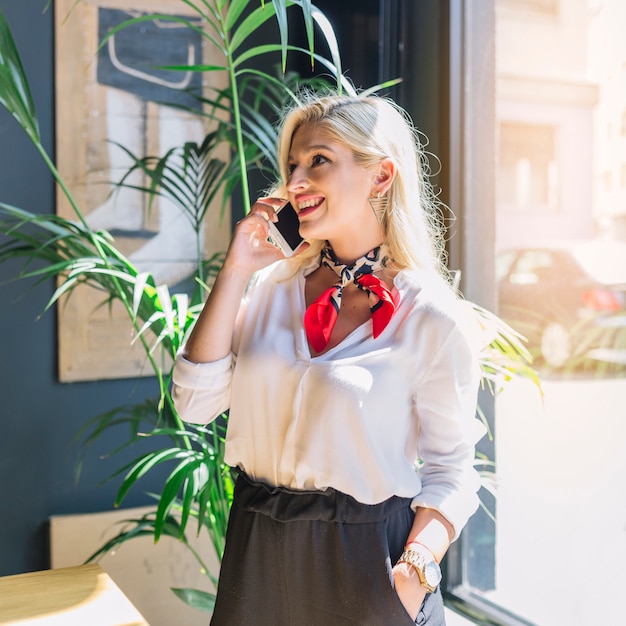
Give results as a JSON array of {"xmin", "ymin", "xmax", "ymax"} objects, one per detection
[
  {"xmin": 171, "ymin": 354, "xmax": 233, "ymax": 424},
  {"xmin": 410, "ymin": 309, "xmax": 485, "ymax": 540},
  {"xmin": 171, "ymin": 267, "xmax": 259, "ymax": 424}
]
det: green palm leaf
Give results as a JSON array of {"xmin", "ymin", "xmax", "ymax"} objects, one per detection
[
  {"xmin": 171, "ymin": 588, "xmax": 216, "ymax": 613},
  {"xmin": 472, "ymin": 302, "xmax": 541, "ymax": 392},
  {"xmin": 225, "ymin": 0, "xmax": 253, "ymax": 31},
  {"xmin": 0, "ymin": 9, "xmax": 39, "ymax": 141},
  {"xmin": 229, "ymin": 1, "xmax": 280, "ymax": 52}
]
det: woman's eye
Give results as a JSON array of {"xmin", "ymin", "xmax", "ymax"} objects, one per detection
[
  {"xmin": 311, "ymin": 154, "xmax": 328, "ymax": 166},
  {"xmin": 287, "ymin": 163, "xmax": 296, "ymax": 175}
]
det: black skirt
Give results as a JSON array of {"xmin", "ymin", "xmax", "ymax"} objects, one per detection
[{"xmin": 210, "ymin": 473, "xmax": 445, "ymax": 625}]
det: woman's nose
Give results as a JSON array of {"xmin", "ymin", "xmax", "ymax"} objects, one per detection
[{"xmin": 286, "ymin": 166, "xmax": 307, "ymax": 192}]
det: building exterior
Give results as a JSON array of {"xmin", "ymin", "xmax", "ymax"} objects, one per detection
[{"xmin": 496, "ymin": 0, "xmax": 599, "ymax": 250}]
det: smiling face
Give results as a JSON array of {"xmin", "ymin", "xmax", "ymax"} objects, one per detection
[{"xmin": 285, "ymin": 122, "xmax": 384, "ymax": 261}]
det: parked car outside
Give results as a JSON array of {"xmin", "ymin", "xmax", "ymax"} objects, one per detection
[{"xmin": 496, "ymin": 240, "xmax": 626, "ymax": 375}]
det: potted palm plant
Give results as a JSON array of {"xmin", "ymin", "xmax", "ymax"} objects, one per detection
[
  {"xmin": 0, "ymin": 0, "xmax": 384, "ymax": 610},
  {"xmin": 0, "ymin": 0, "xmax": 538, "ymax": 612}
]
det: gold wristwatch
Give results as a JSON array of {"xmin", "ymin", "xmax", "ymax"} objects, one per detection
[{"xmin": 397, "ymin": 546, "xmax": 442, "ymax": 593}]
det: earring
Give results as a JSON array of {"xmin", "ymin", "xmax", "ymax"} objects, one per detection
[{"xmin": 368, "ymin": 193, "xmax": 389, "ymax": 225}]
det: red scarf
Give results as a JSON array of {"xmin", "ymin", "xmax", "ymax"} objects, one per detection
[{"xmin": 304, "ymin": 244, "xmax": 397, "ymax": 352}]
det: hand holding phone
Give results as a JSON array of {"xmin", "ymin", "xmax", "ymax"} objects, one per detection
[{"xmin": 266, "ymin": 201, "xmax": 306, "ymax": 257}]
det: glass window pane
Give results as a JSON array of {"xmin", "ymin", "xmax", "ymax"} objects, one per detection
[
  {"xmin": 463, "ymin": 1, "xmax": 626, "ymax": 624},
  {"xmin": 498, "ymin": 122, "xmax": 559, "ymax": 211}
]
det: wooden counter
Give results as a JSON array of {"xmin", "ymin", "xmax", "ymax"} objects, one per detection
[{"xmin": 0, "ymin": 563, "xmax": 149, "ymax": 625}]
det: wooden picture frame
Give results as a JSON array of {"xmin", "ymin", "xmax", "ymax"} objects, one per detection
[{"xmin": 54, "ymin": 0, "xmax": 230, "ymax": 381}]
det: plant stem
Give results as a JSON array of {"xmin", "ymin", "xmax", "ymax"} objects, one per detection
[
  {"xmin": 228, "ymin": 66, "xmax": 250, "ymax": 213},
  {"xmin": 215, "ymin": 5, "xmax": 251, "ymax": 214}
]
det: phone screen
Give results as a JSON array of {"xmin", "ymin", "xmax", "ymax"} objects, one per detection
[{"xmin": 274, "ymin": 202, "xmax": 304, "ymax": 250}]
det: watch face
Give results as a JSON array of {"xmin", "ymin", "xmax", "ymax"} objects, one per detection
[{"xmin": 424, "ymin": 561, "xmax": 442, "ymax": 587}]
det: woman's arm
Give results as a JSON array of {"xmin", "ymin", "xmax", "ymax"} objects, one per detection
[
  {"xmin": 404, "ymin": 506, "xmax": 454, "ymax": 562},
  {"xmin": 182, "ymin": 200, "xmax": 288, "ymax": 364},
  {"xmin": 182, "ymin": 262, "xmax": 252, "ymax": 364},
  {"xmin": 393, "ymin": 305, "xmax": 484, "ymax": 619},
  {"xmin": 172, "ymin": 200, "xmax": 295, "ymax": 424},
  {"xmin": 392, "ymin": 507, "xmax": 453, "ymax": 619}
]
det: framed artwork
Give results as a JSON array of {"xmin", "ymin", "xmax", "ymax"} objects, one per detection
[{"xmin": 54, "ymin": 0, "xmax": 230, "ymax": 381}]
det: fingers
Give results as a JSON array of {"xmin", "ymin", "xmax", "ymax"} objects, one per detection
[
  {"xmin": 392, "ymin": 564, "xmax": 426, "ymax": 621},
  {"xmin": 229, "ymin": 205, "xmax": 287, "ymax": 267},
  {"xmin": 229, "ymin": 197, "xmax": 302, "ymax": 268},
  {"xmin": 251, "ymin": 197, "xmax": 287, "ymax": 223},
  {"xmin": 235, "ymin": 210, "xmax": 271, "ymax": 233}
]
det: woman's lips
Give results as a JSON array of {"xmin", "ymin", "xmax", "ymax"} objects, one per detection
[{"xmin": 296, "ymin": 197, "xmax": 324, "ymax": 218}]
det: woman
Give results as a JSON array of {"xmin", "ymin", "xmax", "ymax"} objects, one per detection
[{"xmin": 172, "ymin": 94, "xmax": 485, "ymax": 625}]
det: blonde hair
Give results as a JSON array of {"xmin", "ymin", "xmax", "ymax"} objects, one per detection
[{"xmin": 270, "ymin": 92, "xmax": 451, "ymax": 280}]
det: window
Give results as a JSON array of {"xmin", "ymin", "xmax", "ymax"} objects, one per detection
[
  {"xmin": 498, "ymin": 122, "xmax": 559, "ymax": 212},
  {"xmin": 448, "ymin": 1, "xmax": 626, "ymax": 625},
  {"xmin": 298, "ymin": 2, "xmax": 625, "ymax": 624}
]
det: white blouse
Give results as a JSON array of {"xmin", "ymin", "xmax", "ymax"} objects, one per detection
[{"xmin": 172, "ymin": 258, "xmax": 486, "ymax": 539}]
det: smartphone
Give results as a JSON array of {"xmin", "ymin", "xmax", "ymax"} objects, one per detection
[{"xmin": 267, "ymin": 201, "xmax": 305, "ymax": 257}]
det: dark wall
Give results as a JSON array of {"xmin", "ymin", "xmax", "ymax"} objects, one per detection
[{"xmin": 0, "ymin": 1, "xmax": 160, "ymax": 576}]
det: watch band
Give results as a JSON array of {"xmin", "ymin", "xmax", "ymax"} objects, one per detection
[{"xmin": 397, "ymin": 547, "xmax": 441, "ymax": 593}]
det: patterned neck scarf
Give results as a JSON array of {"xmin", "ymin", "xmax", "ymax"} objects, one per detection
[{"xmin": 304, "ymin": 243, "xmax": 397, "ymax": 352}]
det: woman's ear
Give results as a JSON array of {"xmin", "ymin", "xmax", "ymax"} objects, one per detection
[{"xmin": 372, "ymin": 158, "xmax": 396, "ymax": 196}]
